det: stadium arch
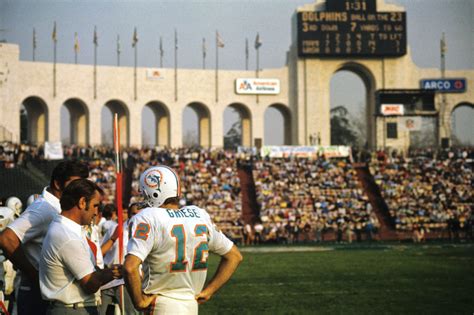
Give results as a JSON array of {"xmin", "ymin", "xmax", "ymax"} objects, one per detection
[
  {"xmin": 20, "ymin": 96, "xmax": 49, "ymax": 144},
  {"xmin": 264, "ymin": 103, "xmax": 292, "ymax": 145},
  {"xmin": 224, "ymin": 103, "xmax": 252, "ymax": 147},
  {"xmin": 330, "ymin": 62, "xmax": 376, "ymax": 147},
  {"xmin": 142, "ymin": 101, "xmax": 170, "ymax": 147},
  {"xmin": 102, "ymin": 99, "xmax": 129, "ymax": 147},
  {"xmin": 61, "ymin": 98, "xmax": 89, "ymax": 145},
  {"xmin": 450, "ymin": 101, "xmax": 474, "ymax": 146},
  {"xmin": 183, "ymin": 102, "xmax": 211, "ymax": 147}
]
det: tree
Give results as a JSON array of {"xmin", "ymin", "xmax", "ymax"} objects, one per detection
[
  {"xmin": 409, "ymin": 117, "xmax": 436, "ymax": 148},
  {"xmin": 330, "ymin": 105, "xmax": 358, "ymax": 146},
  {"xmin": 182, "ymin": 130, "xmax": 199, "ymax": 147},
  {"xmin": 350, "ymin": 104, "xmax": 368, "ymax": 147},
  {"xmin": 101, "ymin": 131, "xmax": 112, "ymax": 146},
  {"xmin": 224, "ymin": 121, "xmax": 242, "ymax": 150}
]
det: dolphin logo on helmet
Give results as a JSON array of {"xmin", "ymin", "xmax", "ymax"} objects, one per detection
[
  {"xmin": 139, "ymin": 166, "xmax": 181, "ymax": 208},
  {"xmin": 144, "ymin": 170, "xmax": 163, "ymax": 192}
]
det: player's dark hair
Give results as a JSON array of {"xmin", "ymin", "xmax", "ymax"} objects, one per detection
[
  {"xmin": 127, "ymin": 202, "xmax": 145, "ymax": 217},
  {"xmin": 50, "ymin": 160, "xmax": 89, "ymax": 191},
  {"xmin": 60, "ymin": 179, "xmax": 103, "ymax": 211},
  {"xmin": 101, "ymin": 203, "xmax": 117, "ymax": 219},
  {"xmin": 163, "ymin": 197, "xmax": 180, "ymax": 206}
]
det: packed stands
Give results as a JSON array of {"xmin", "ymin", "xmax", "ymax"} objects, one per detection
[
  {"xmin": 1, "ymin": 143, "xmax": 473, "ymax": 243},
  {"xmin": 371, "ymin": 148, "xmax": 473, "ymax": 238},
  {"xmin": 253, "ymin": 156, "xmax": 376, "ymax": 243}
]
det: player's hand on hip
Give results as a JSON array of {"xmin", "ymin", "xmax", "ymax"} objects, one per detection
[
  {"xmin": 109, "ymin": 264, "xmax": 123, "ymax": 279},
  {"xmin": 137, "ymin": 293, "xmax": 157, "ymax": 310},
  {"xmin": 195, "ymin": 289, "xmax": 213, "ymax": 304}
]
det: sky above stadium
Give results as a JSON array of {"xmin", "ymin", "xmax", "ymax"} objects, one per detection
[{"xmin": 0, "ymin": 0, "xmax": 473, "ymax": 145}]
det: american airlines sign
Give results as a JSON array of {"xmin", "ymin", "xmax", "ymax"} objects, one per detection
[{"xmin": 235, "ymin": 78, "xmax": 280, "ymax": 95}]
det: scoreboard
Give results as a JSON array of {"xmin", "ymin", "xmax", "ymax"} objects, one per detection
[{"xmin": 297, "ymin": 0, "xmax": 407, "ymax": 58}]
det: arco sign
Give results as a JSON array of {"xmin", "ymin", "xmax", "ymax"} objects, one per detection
[{"xmin": 420, "ymin": 78, "xmax": 466, "ymax": 93}]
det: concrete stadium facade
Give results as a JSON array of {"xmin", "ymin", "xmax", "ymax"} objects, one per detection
[{"xmin": 0, "ymin": 1, "xmax": 472, "ymax": 150}]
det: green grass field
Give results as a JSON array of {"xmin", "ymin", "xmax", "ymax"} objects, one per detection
[{"xmin": 200, "ymin": 243, "xmax": 474, "ymax": 314}]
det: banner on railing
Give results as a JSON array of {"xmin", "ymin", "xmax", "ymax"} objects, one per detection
[
  {"xmin": 261, "ymin": 145, "xmax": 350, "ymax": 158},
  {"xmin": 237, "ymin": 146, "xmax": 258, "ymax": 155},
  {"xmin": 44, "ymin": 141, "xmax": 64, "ymax": 160}
]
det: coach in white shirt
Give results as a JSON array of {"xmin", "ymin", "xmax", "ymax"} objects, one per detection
[
  {"xmin": 0, "ymin": 160, "xmax": 89, "ymax": 315},
  {"xmin": 40, "ymin": 179, "xmax": 122, "ymax": 315}
]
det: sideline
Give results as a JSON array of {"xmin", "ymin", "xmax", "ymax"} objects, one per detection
[
  {"xmin": 240, "ymin": 246, "xmax": 334, "ymax": 253},
  {"xmin": 239, "ymin": 242, "xmax": 474, "ymax": 253}
]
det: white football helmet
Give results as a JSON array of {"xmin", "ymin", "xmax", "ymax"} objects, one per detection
[
  {"xmin": 6, "ymin": 197, "xmax": 22, "ymax": 217},
  {"xmin": 139, "ymin": 165, "xmax": 181, "ymax": 208},
  {"xmin": 0, "ymin": 207, "xmax": 15, "ymax": 231}
]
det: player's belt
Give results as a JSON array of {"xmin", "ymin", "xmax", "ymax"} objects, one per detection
[{"xmin": 48, "ymin": 299, "xmax": 101, "ymax": 309}]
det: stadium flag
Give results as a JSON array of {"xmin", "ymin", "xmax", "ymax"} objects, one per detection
[
  {"xmin": 254, "ymin": 32, "xmax": 262, "ymax": 49},
  {"xmin": 440, "ymin": 32, "xmax": 447, "ymax": 57},
  {"xmin": 245, "ymin": 38, "xmax": 249, "ymax": 70},
  {"xmin": 202, "ymin": 37, "xmax": 206, "ymax": 69},
  {"xmin": 52, "ymin": 21, "xmax": 57, "ymax": 43},
  {"xmin": 132, "ymin": 27, "xmax": 138, "ymax": 47},
  {"xmin": 74, "ymin": 32, "xmax": 79, "ymax": 64},
  {"xmin": 93, "ymin": 26, "xmax": 98, "ymax": 46},
  {"xmin": 217, "ymin": 31, "xmax": 224, "ymax": 48},
  {"xmin": 159, "ymin": 36, "xmax": 164, "ymax": 68},
  {"xmin": 74, "ymin": 32, "xmax": 79, "ymax": 53},
  {"xmin": 113, "ymin": 113, "xmax": 125, "ymax": 315},
  {"xmin": 116, "ymin": 34, "xmax": 121, "ymax": 66},
  {"xmin": 33, "ymin": 28, "xmax": 37, "ymax": 61}
]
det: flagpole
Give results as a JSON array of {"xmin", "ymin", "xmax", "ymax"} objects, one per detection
[
  {"xmin": 202, "ymin": 38, "xmax": 206, "ymax": 70},
  {"xmin": 74, "ymin": 32, "xmax": 78, "ymax": 65},
  {"xmin": 256, "ymin": 47, "xmax": 259, "ymax": 78},
  {"xmin": 215, "ymin": 30, "xmax": 218, "ymax": 103},
  {"xmin": 53, "ymin": 22, "xmax": 57, "ymax": 98},
  {"xmin": 174, "ymin": 29, "xmax": 178, "ymax": 102},
  {"xmin": 440, "ymin": 32, "xmax": 447, "ymax": 147},
  {"xmin": 134, "ymin": 28, "xmax": 138, "ymax": 101},
  {"xmin": 113, "ymin": 114, "xmax": 125, "ymax": 315},
  {"xmin": 33, "ymin": 28, "xmax": 36, "ymax": 62},
  {"xmin": 255, "ymin": 33, "xmax": 261, "ymax": 104},
  {"xmin": 93, "ymin": 26, "xmax": 97, "ymax": 99},
  {"xmin": 159, "ymin": 36, "xmax": 163, "ymax": 68},
  {"xmin": 256, "ymin": 43, "xmax": 259, "ymax": 104},
  {"xmin": 245, "ymin": 38, "xmax": 249, "ymax": 71},
  {"xmin": 117, "ymin": 35, "xmax": 121, "ymax": 67}
]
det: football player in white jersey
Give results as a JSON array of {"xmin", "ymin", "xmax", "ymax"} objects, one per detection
[{"xmin": 124, "ymin": 166, "xmax": 243, "ymax": 314}]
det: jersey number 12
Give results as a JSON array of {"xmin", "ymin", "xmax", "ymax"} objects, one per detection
[{"xmin": 170, "ymin": 224, "xmax": 209, "ymax": 272}]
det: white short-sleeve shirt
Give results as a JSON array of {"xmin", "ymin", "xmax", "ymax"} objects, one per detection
[
  {"xmin": 8, "ymin": 187, "xmax": 61, "ymax": 269},
  {"xmin": 127, "ymin": 205, "xmax": 233, "ymax": 300},
  {"xmin": 39, "ymin": 215, "xmax": 98, "ymax": 304},
  {"xmin": 101, "ymin": 220, "xmax": 130, "ymax": 267}
]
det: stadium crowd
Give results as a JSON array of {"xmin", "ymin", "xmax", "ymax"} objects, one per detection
[
  {"xmin": 1, "ymin": 143, "xmax": 473, "ymax": 245},
  {"xmin": 371, "ymin": 148, "xmax": 473, "ymax": 240},
  {"xmin": 253, "ymin": 156, "xmax": 378, "ymax": 244}
]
